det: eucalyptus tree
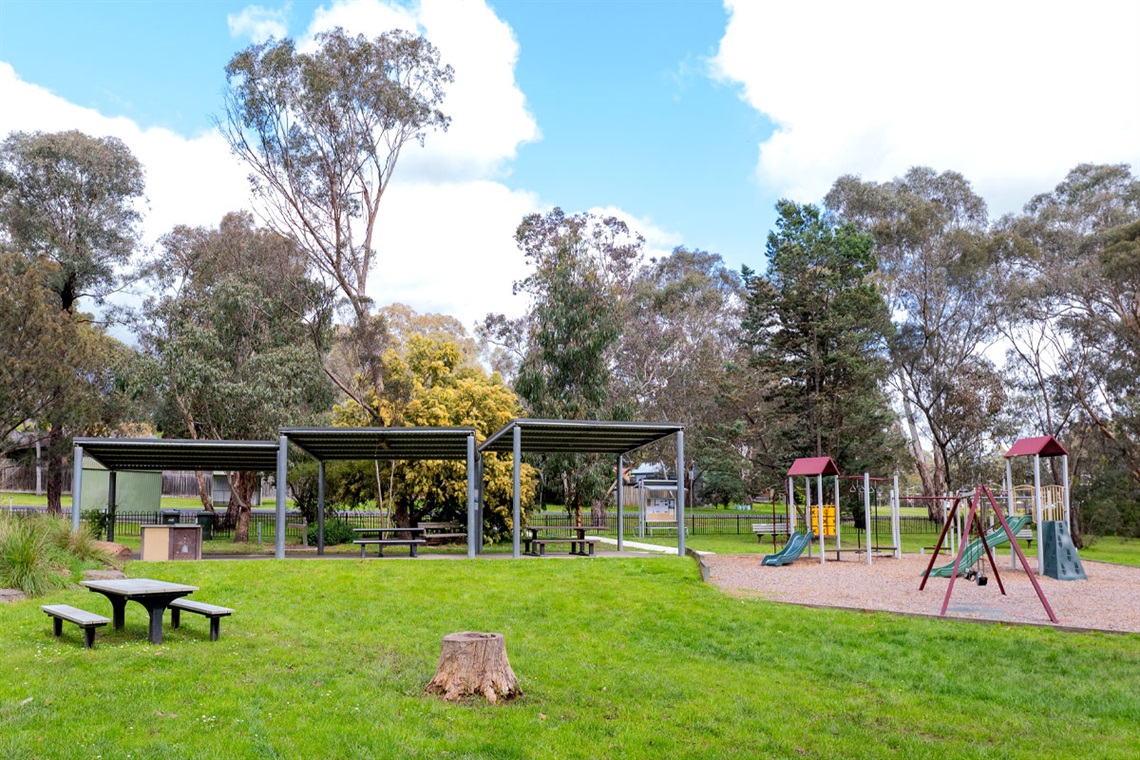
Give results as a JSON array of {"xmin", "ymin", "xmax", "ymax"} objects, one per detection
[
  {"xmin": 137, "ymin": 212, "xmax": 334, "ymax": 541},
  {"xmin": 483, "ymin": 208, "xmax": 641, "ymax": 523},
  {"xmin": 0, "ymin": 129, "xmax": 145, "ymax": 511},
  {"xmin": 220, "ymin": 28, "xmax": 453, "ymax": 409},
  {"xmin": 826, "ymin": 168, "xmax": 1005, "ymax": 510}
]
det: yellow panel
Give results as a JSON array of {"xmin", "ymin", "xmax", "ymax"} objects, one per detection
[{"xmin": 140, "ymin": 526, "xmax": 170, "ymax": 562}]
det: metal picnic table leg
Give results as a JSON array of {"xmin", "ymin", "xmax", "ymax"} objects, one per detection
[
  {"xmin": 108, "ymin": 596, "xmax": 127, "ymax": 630},
  {"xmin": 148, "ymin": 604, "xmax": 166, "ymax": 644}
]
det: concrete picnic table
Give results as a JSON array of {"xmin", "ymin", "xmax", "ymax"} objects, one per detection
[{"xmin": 79, "ymin": 578, "xmax": 198, "ymax": 645}]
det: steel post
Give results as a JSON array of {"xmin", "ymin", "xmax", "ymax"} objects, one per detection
[{"xmin": 275, "ymin": 435, "xmax": 287, "ymax": 560}]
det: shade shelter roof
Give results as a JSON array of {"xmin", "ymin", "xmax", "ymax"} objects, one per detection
[
  {"xmin": 787, "ymin": 456, "xmax": 840, "ymax": 477},
  {"xmin": 281, "ymin": 427, "xmax": 477, "ymax": 461},
  {"xmin": 479, "ymin": 418, "xmax": 684, "ymax": 455},
  {"xmin": 1005, "ymin": 435, "xmax": 1068, "ymax": 458},
  {"xmin": 74, "ymin": 438, "xmax": 280, "ymax": 472}
]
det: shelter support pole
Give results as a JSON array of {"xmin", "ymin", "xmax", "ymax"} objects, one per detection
[
  {"xmin": 317, "ymin": 461, "xmax": 325, "ymax": 556},
  {"xmin": 106, "ymin": 470, "xmax": 117, "ymax": 543},
  {"xmin": 477, "ymin": 454, "xmax": 485, "ymax": 554},
  {"xmin": 467, "ymin": 434, "xmax": 477, "ymax": 559},
  {"xmin": 864, "ymin": 473, "xmax": 872, "ymax": 566},
  {"xmin": 817, "ymin": 474, "xmax": 824, "ymax": 565},
  {"xmin": 71, "ymin": 445, "xmax": 83, "ymax": 531},
  {"xmin": 275, "ymin": 434, "xmax": 287, "ymax": 560},
  {"xmin": 617, "ymin": 454, "xmax": 624, "ymax": 553},
  {"xmin": 512, "ymin": 425, "xmax": 521, "ymax": 559},
  {"xmin": 676, "ymin": 430, "xmax": 686, "ymax": 556},
  {"xmin": 1062, "ymin": 453, "xmax": 1071, "ymax": 528},
  {"xmin": 1034, "ymin": 453, "xmax": 1043, "ymax": 575},
  {"xmin": 1006, "ymin": 458, "xmax": 1015, "ymax": 569}
]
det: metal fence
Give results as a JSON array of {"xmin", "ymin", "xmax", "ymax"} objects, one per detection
[{"xmin": 529, "ymin": 511, "xmax": 943, "ymax": 537}]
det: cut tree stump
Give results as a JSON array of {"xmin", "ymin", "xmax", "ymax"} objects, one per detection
[{"xmin": 424, "ymin": 631, "xmax": 520, "ymax": 704}]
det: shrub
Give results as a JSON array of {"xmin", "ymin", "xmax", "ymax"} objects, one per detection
[
  {"xmin": 307, "ymin": 518, "xmax": 357, "ymax": 546},
  {"xmin": 0, "ymin": 517, "xmax": 68, "ymax": 597}
]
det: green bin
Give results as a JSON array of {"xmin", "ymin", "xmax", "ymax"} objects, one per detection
[
  {"xmin": 160, "ymin": 509, "xmax": 179, "ymax": 525},
  {"xmin": 196, "ymin": 511, "xmax": 215, "ymax": 541}
]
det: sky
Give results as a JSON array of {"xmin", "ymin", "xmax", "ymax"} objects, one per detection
[{"xmin": 1, "ymin": 0, "xmax": 1138, "ymax": 335}]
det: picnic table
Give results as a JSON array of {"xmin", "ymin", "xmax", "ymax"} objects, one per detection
[
  {"xmin": 78, "ymin": 578, "xmax": 198, "ymax": 644},
  {"xmin": 524, "ymin": 526, "xmax": 603, "ymax": 556},
  {"xmin": 353, "ymin": 527, "xmax": 427, "ymax": 558}
]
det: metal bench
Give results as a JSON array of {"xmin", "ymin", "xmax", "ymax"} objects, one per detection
[
  {"xmin": 353, "ymin": 538, "xmax": 426, "ymax": 558},
  {"xmin": 169, "ymin": 598, "xmax": 234, "ymax": 641},
  {"xmin": 531, "ymin": 537, "xmax": 597, "ymax": 556},
  {"xmin": 41, "ymin": 604, "xmax": 110, "ymax": 649}
]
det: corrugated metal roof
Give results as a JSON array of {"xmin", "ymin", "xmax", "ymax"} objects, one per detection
[
  {"xmin": 74, "ymin": 438, "xmax": 280, "ymax": 472},
  {"xmin": 1005, "ymin": 435, "xmax": 1068, "ymax": 458},
  {"xmin": 281, "ymin": 427, "xmax": 476, "ymax": 461},
  {"xmin": 479, "ymin": 418, "xmax": 683, "ymax": 455},
  {"xmin": 787, "ymin": 456, "xmax": 840, "ymax": 476}
]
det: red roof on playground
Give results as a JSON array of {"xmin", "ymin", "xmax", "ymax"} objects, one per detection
[
  {"xmin": 787, "ymin": 456, "xmax": 840, "ymax": 476},
  {"xmin": 1005, "ymin": 435, "xmax": 1069, "ymax": 458}
]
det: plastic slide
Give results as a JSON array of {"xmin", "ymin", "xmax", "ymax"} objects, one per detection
[
  {"xmin": 925, "ymin": 515, "xmax": 1033, "ymax": 578},
  {"xmin": 761, "ymin": 531, "xmax": 815, "ymax": 566}
]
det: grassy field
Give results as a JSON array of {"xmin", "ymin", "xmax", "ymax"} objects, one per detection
[{"xmin": 2, "ymin": 557, "xmax": 1138, "ymax": 759}]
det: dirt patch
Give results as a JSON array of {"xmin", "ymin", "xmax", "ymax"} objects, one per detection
[{"xmin": 704, "ymin": 551, "xmax": 1140, "ymax": 634}]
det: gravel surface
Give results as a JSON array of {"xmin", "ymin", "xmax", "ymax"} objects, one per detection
[{"xmin": 704, "ymin": 551, "xmax": 1140, "ymax": 634}]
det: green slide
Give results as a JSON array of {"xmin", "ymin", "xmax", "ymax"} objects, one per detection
[
  {"xmin": 925, "ymin": 515, "xmax": 1033, "ymax": 578},
  {"xmin": 761, "ymin": 531, "xmax": 815, "ymax": 566}
]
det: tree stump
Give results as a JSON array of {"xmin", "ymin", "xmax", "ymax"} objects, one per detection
[{"xmin": 424, "ymin": 632, "xmax": 520, "ymax": 704}]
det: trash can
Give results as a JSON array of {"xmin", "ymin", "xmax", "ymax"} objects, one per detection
[
  {"xmin": 160, "ymin": 509, "xmax": 179, "ymax": 525},
  {"xmin": 196, "ymin": 511, "xmax": 215, "ymax": 541}
]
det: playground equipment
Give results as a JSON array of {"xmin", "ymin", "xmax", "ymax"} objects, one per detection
[
  {"xmin": 920, "ymin": 484, "xmax": 1058, "ymax": 623},
  {"xmin": 786, "ymin": 457, "xmax": 840, "ymax": 565},
  {"xmin": 841, "ymin": 472, "xmax": 902, "ymax": 565},
  {"xmin": 926, "ymin": 514, "xmax": 1032, "ymax": 578},
  {"xmin": 761, "ymin": 531, "xmax": 814, "ymax": 566},
  {"xmin": 1004, "ymin": 436, "xmax": 1085, "ymax": 580}
]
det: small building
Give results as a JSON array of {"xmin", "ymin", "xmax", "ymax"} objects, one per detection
[{"xmin": 81, "ymin": 456, "xmax": 161, "ymax": 512}]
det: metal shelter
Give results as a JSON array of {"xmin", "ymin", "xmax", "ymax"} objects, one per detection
[
  {"xmin": 1003, "ymin": 435, "xmax": 1070, "ymax": 575},
  {"xmin": 479, "ymin": 419, "xmax": 686, "ymax": 558},
  {"xmin": 70, "ymin": 437, "xmax": 280, "ymax": 540},
  {"xmin": 280, "ymin": 427, "xmax": 481, "ymax": 559}
]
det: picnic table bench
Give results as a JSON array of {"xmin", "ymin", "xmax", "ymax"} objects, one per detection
[
  {"xmin": 169, "ymin": 598, "xmax": 234, "ymax": 641},
  {"xmin": 418, "ymin": 521, "xmax": 467, "ymax": 545},
  {"xmin": 354, "ymin": 527, "xmax": 426, "ymax": 558},
  {"xmin": 41, "ymin": 604, "xmax": 109, "ymax": 649},
  {"xmin": 524, "ymin": 526, "xmax": 601, "ymax": 556}
]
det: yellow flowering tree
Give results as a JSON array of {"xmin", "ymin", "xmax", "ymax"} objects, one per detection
[{"xmin": 334, "ymin": 336, "xmax": 537, "ymax": 538}]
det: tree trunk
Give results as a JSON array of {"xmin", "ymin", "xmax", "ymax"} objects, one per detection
[
  {"xmin": 425, "ymin": 632, "xmax": 520, "ymax": 704},
  {"xmin": 45, "ymin": 427, "xmax": 63, "ymax": 515},
  {"xmin": 231, "ymin": 471, "xmax": 254, "ymax": 543},
  {"xmin": 195, "ymin": 470, "xmax": 214, "ymax": 513}
]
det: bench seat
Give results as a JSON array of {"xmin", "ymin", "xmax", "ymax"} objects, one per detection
[
  {"xmin": 354, "ymin": 538, "xmax": 426, "ymax": 558},
  {"xmin": 169, "ymin": 598, "xmax": 234, "ymax": 641},
  {"xmin": 530, "ymin": 537, "xmax": 597, "ymax": 557},
  {"xmin": 42, "ymin": 604, "xmax": 110, "ymax": 649}
]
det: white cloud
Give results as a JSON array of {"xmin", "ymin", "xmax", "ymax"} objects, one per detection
[
  {"xmin": 712, "ymin": 0, "xmax": 1140, "ymax": 216},
  {"xmin": 227, "ymin": 5, "xmax": 289, "ymax": 43},
  {"xmin": 588, "ymin": 205, "xmax": 684, "ymax": 261}
]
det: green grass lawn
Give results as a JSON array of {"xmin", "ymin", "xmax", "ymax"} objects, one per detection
[{"xmin": 2, "ymin": 558, "xmax": 1138, "ymax": 759}]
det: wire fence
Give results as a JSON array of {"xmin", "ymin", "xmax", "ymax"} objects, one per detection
[{"xmin": 528, "ymin": 511, "xmax": 943, "ymax": 536}]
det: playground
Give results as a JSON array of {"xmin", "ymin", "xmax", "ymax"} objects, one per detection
[{"xmin": 705, "ymin": 552, "xmax": 1140, "ymax": 633}]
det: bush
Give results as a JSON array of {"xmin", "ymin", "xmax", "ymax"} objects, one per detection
[
  {"xmin": 307, "ymin": 518, "xmax": 357, "ymax": 546},
  {"xmin": 81, "ymin": 508, "xmax": 111, "ymax": 540},
  {"xmin": 0, "ymin": 517, "xmax": 68, "ymax": 597}
]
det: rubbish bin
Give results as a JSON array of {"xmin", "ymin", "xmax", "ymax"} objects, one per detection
[
  {"xmin": 160, "ymin": 509, "xmax": 179, "ymax": 525},
  {"xmin": 196, "ymin": 511, "xmax": 215, "ymax": 541}
]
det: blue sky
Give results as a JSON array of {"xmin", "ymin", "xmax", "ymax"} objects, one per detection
[{"xmin": 1, "ymin": 0, "xmax": 1137, "ymax": 330}]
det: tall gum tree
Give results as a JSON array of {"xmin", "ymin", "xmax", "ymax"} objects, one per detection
[
  {"xmin": 0, "ymin": 130, "xmax": 145, "ymax": 512},
  {"xmin": 220, "ymin": 27, "xmax": 453, "ymax": 410}
]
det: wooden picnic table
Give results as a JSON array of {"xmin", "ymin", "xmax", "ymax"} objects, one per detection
[
  {"xmin": 523, "ymin": 525, "xmax": 603, "ymax": 556},
  {"xmin": 79, "ymin": 578, "xmax": 198, "ymax": 644}
]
